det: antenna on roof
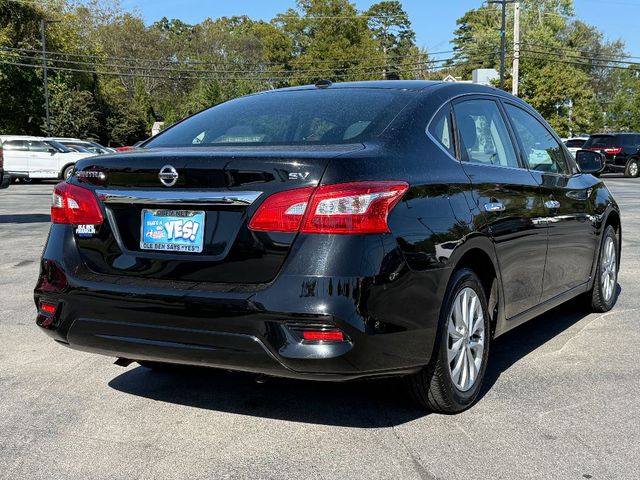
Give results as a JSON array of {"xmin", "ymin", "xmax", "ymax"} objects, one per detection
[{"xmin": 315, "ymin": 80, "xmax": 332, "ymax": 89}]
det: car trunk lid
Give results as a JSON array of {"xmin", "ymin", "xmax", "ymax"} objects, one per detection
[{"xmin": 72, "ymin": 145, "xmax": 362, "ymax": 284}]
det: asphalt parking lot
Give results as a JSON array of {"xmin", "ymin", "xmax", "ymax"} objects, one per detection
[{"xmin": 1, "ymin": 177, "xmax": 639, "ymax": 480}]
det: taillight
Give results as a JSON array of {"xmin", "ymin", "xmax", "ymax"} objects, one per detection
[
  {"xmin": 603, "ymin": 147, "xmax": 623, "ymax": 155},
  {"xmin": 51, "ymin": 182, "xmax": 104, "ymax": 225},
  {"xmin": 0, "ymin": 144, "xmax": 4, "ymax": 169},
  {"xmin": 247, "ymin": 187, "xmax": 314, "ymax": 232},
  {"xmin": 248, "ymin": 181, "xmax": 408, "ymax": 234}
]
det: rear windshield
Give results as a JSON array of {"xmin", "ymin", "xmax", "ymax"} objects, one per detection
[
  {"xmin": 584, "ymin": 135, "xmax": 621, "ymax": 148},
  {"xmin": 583, "ymin": 135, "xmax": 615, "ymax": 148},
  {"xmin": 565, "ymin": 139, "xmax": 586, "ymax": 148},
  {"xmin": 145, "ymin": 89, "xmax": 412, "ymax": 148}
]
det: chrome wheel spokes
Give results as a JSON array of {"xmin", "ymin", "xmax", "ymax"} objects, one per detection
[
  {"xmin": 600, "ymin": 236, "xmax": 617, "ymax": 302},
  {"xmin": 447, "ymin": 287, "xmax": 485, "ymax": 392}
]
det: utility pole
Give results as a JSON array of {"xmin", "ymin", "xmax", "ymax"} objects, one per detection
[
  {"xmin": 40, "ymin": 18, "xmax": 50, "ymax": 131},
  {"xmin": 489, "ymin": 0, "xmax": 514, "ymax": 90},
  {"xmin": 512, "ymin": 1, "xmax": 521, "ymax": 96}
]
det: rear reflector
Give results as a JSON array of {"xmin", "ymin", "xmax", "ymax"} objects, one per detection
[
  {"xmin": 302, "ymin": 329, "xmax": 345, "ymax": 342},
  {"xmin": 40, "ymin": 303, "xmax": 57, "ymax": 315},
  {"xmin": 51, "ymin": 182, "xmax": 104, "ymax": 225},
  {"xmin": 248, "ymin": 181, "xmax": 408, "ymax": 234}
]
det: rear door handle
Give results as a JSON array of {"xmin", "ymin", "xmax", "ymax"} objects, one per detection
[
  {"xmin": 544, "ymin": 200, "xmax": 561, "ymax": 209},
  {"xmin": 484, "ymin": 202, "xmax": 506, "ymax": 212}
]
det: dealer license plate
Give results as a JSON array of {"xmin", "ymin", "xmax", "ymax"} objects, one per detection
[{"xmin": 140, "ymin": 209, "xmax": 205, "ymax": 253}]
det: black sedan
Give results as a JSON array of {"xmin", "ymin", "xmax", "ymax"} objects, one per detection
[{"xmin": 35, "ymin": 81, "xmax": 620, "ymax": 413}]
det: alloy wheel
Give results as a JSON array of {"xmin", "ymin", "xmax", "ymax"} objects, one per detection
[
  {"xmin": 447, "ymin": 287, "xmax": 485, "ymax": 392},
  {"xmin": 630, "ymin": 161, "xmax": 639, "ymax": 177},
  {"xmin": 600, "ymin": 236, "xmax": 617, "ymax": 302}
]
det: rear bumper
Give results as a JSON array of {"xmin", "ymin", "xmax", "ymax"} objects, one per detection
[{"xmin": 35, "ymin": 226, "xmax": 448, "ymax": 380}]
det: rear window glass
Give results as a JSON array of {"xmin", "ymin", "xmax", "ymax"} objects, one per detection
[
  {"xmin": 146, "ymin": 89, "xmax": 412, "ymax": 148},
  {"xmin": 584, "ymin": 135, "xmax": 615, "ymax": 148},
  {"xmin": 565, "ymin": 139, "xmax": 586, "ymax": 148}
]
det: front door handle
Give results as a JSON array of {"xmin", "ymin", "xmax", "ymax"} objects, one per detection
[
  {"xmin": 484, "ymin": 202, "xmax": 506, "ymax": 212},
  {"xmin": 544, "ymin": 200, "xmax": 561, "ymax": 209}
]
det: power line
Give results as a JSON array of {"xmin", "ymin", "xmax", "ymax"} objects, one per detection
[
  {"xmin": 0, "ymin": 45, "xmax": 462, "ymax": 67},
  {"xmin": 0, "ymin": 53, "xmax": 499, "ymax": 82}
]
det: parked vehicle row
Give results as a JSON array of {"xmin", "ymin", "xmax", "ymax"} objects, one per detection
[
  {"xmin": 563, "ymin": 133, "xmax": 640, "ymax": 177},
  {"xmin": 35, "ymin": 80, "xmax": 620, "ymax": 413},
  {"xmin": 0, "ymin": 136, "xmax": 112, "ymax": 182}
]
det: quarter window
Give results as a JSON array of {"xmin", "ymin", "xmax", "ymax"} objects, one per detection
[
  {"xmin": 2, "ymin": 140, "xmax": 28, "ymax": 151},
  {"xmin": 453, "ymin": 99, "xmax": 519, "ymax": 168},
  {"xmin": 505, "ymin": 104, "xmax": 569, "ymax": 175},
  {"xmin": 428, "ymin": 106, "xmax": 454, "ymax": 155}
]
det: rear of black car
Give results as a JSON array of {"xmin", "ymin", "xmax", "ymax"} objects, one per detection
[
  {"xmin": 583, "ymin": 133, "xmax": 640, "ymax": 176},
  {"xmin": 34, "ymin": 86, "xmax": 438, "ymax": 380}
]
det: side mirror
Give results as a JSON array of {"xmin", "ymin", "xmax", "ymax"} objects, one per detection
[
  {"xmin": 48, "ymin": 148, "xmax": 57, "ymax": 155},
  {"xmin": 576, "ymin": 150, "xmax": 605, "ymax": 175}
]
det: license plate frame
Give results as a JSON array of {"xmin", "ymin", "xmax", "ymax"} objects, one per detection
[{"xmin": 140, "ymin": 209, "xmax": 205, "ymax": 253}]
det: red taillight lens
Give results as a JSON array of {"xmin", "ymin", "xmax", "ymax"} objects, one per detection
[
  {"xmin": 248, "ymin": 181, "xmax": 408, "ymax": 234},
  {"xmin": 0, "ymin": 145, "xmax": 4, "ymax": 169},
  {"xmin": 603, "ymin": 147, "xmax": 623, "ymax": 155},
  {"xmin": 51, "ymin": 182, "xmax": 104, "ymax": 225},
  {"xmin": 302, "ymin": 329, "xmax": 345, "ymax": 342},
  {"xmin": 248, "ymin": 187, "xmax": 314, "ymax": 232}
]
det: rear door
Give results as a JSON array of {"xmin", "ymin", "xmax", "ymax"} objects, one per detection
[
  {"xmin": 503, "ymin": 102, "xmax": 597, "ymax": 299},
  {"xmin": 27, "ymin": 140, "xmax": 59, "ymax": 178},
  {"xmin": 2, "ymin": 140, "xmax": 30, "ymax": 174},
  {"xmin": 452, "ymin": 96, "xmax": 548, "ymax": 319}
]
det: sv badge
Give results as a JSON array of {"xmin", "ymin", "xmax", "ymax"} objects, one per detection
[{"xmin": 288, "ymin": 172, "xmax": 310, "ymax": 180}]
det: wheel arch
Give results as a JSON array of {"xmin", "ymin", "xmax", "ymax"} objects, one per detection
[
  {"xmin": 444, "ymin": 237, "xmax": 503, "ymax": 337},
  {"xmin": 604, "ymin": 208, "xmax": 622, "ymax": 263},
  {"xmin": 59, "ymin": 162, "xmax": 76, "ymax": 179}
]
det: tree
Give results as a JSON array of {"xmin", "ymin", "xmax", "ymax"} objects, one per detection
[
  {"xmin": 44, "ymin": 77, "xmax": 99, "ymax": 137},
  {"xmin": 366, "ymin": 1, "xmax": 416, "ymax": 79},
  {"xmin": 274, "ymin": 0, "xmax": 384, "ymax": 84},
  {"xmin": 449, "ymin": 0, "xmax": 628, "ymax": 135}
]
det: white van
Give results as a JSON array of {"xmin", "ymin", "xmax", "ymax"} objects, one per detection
[{"xmin": 0, "ymin": 136, "xmax": 95, "ymax": 182}]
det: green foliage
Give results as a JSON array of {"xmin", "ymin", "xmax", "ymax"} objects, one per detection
[
  {"xmin": 449, "ymin": 0, "xmax": 632, "ymax": 136},
  {"xmin": 44, "ymin": 77, "xmax": 99, "ymax": 137},
  {"xmin": 0, "ymin": 0, "xmax": 637, "ymax": 141}
]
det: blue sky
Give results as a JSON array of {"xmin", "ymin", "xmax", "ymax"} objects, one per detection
[{"xmin": 122, "ymin": 0, "xmax": 640, "ymax": 57}]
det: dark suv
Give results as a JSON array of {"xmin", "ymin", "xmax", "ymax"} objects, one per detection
[
  {"xmin": 35, "ymin": 81, "xmax": 620, "ymax": 413},
  {"xmin": 583, "ymin": 133, "xmax": 640, "ymax": 177}
]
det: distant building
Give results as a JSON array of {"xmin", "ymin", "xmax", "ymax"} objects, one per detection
[{"xmin": 443, "ymin": 69, "xmax": 499, "ymax": 86}]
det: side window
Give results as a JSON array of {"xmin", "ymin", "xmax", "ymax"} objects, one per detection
[
  {"xmin": 452, "ymin": 99, "xmax": 519, "ymax": 168},
  {"xmin": 28, "ymin": 141, "xmax": 50, "ymax": 153},
  {"xmin": 428, "ymin": 106, "xmax": 455, "ymax": 155},
  {"xmin": 505, "ymin": 104, "xmax": 569, "ymax": 175},
  {"xmin": 3, "ymin": 140, "xmax": 28, "ymax": 151}
]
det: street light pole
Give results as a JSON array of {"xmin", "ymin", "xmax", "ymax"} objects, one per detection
[
  {"xmin": 512, "ymin": 1, "xmax": 521, "ymax": 96},
  {"xmin": 489, "ymin": 0, "xmax": 515, "ymax": 90},
  {"xmin": 40, "ymin": 18, "xmax": 50, "ymax": 131}
]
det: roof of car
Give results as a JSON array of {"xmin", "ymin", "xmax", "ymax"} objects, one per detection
[
  {"xmin": 591, "ymin": 132, "xmax": 640, "ymax": 136},
  {"xmin": 0, "ymin": 135, "xmax": 47, "ymax": 141},
  {"xmin": 257, "ymin": 80, "xmax": 509, "ymax": 96}
]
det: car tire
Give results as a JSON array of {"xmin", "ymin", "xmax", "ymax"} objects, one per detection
[
  {"xmin": 405, "ymin": 268, "xmax": 491, "ymax": 413},
  {"xmin": 62, "ymin": 165, "xmax": 74, "ymax": 180},
  {"xmin": 624, "ymin": 158, "xmax": 639, "ymax": 178},
  {"xmin": 588, "ymin": 225, "xmax": 619, "ymax": 312}
]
